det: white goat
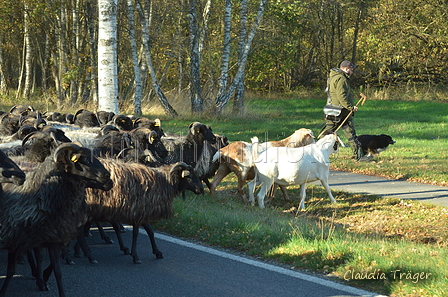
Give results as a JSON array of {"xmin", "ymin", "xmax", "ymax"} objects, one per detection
[{"xmin": 248, "ymin": 133, "xmax": 340, "ymax": 209}]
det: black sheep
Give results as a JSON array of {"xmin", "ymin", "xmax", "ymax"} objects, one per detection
[
  {"xmin": 83, "ymin": 160, "xmax": 203, "ymax": 264},
  {"xmin": 73, "ymin": 109, "xmax": 100, "ymax": 128},
  {"xmin": 0, "ymin": 143, "xmax": 113, "ymax": 297},
  {"xmin": 161, "ymin": 122, "xmax": 217, "ymax": 167}
]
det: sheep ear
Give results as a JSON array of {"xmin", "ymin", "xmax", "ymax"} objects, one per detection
[{"xmin": 181, "ymin": 170, "xmax": 190, "ymax": 178}]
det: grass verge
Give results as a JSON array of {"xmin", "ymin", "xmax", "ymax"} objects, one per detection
[{"xmin": 151, "ymin": 95, "xmax": 447, "ymax": 297}]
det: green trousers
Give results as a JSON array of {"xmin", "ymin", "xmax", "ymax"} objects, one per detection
[{"xmin": 322, "ymin": 116, "xmax": 364, "ymax": 160}]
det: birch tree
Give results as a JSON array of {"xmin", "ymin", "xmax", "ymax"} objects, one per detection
[
  {"xmin": 137, "ymin": 0, "xmax": 177, "ymax": 117},
  {"xmin": 215, "ymin": 0, "xmax": 267, "ymax": 113},
  {"xmin": 98, "ymin": 0, "xmax": 119, "ymax": 113},
  {"xmin": 16, "ymin": 2, "xmax": 33, "ymax": 99}
]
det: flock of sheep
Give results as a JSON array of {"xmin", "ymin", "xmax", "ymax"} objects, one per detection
[{"xmin": 0, "ymin": 104, "xmax": 342, "ymax": 296}]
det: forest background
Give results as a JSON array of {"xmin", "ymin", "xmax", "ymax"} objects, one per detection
[{"xmin": 0, "ymin": 0, "xmax": 447, "ymax": 116}]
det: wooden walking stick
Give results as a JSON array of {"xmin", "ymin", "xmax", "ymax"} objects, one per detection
[{"xmin": 333, "ymin": 93, "xmax": 367, "ymax": 133}]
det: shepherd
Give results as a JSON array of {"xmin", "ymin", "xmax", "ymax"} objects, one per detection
[{"xmin": 320, "ymin": 60, "xmax": 371, "ymax": 162}]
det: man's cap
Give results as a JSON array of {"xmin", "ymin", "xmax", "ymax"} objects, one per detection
[{"xmin": 340, "ymin": 60, "xmax": 356, "ymax": 69}]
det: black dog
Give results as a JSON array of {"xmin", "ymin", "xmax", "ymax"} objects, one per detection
[{"xmin": 357, "ymin": 134, "xmax": 396, "ymax": 157}]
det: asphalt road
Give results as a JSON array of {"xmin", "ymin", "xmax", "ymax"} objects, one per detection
[
  {"xmin": 0, "ymin": 225, "xmax": 383, "ymax": 297},
  {"xmin": 327, "ymin": 170, "xmax": 448, "ymax": 207}
]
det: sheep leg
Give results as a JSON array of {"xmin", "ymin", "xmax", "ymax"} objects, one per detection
[
  {"xmin": 110, "ymin": 222, "xmax": 130, "ymax": 255},
  {"xmin": 47, "ymin": 244, "xmax": 66, "ymax": 297},
  {"xmin": 32, "ymin": 248, "xmax": 49, "ymax": 291},
  {"xmin": 202, "ymin": 178, "xmax": 212, "ymax": 190},
  {"xmin": 142, "ymin": 223, "xmax": 163, "ymax": 259},
  {"xmin": 130, "ymin": 225, "xmax": 142, "ymax": 264},
  {"xmin": 96, "ymin": 221, "xmax": 114, "ymax": 244},
  {"xmin": 27, "ymin": 249, "xmax": 38, "ymax": 277},
  {"xmin": 74, "ymin": 227, "xmax": 99, "ymax": 264},
  {"xmin": 0, "ymin": 249, "xmax": 19, "ymax": 296}
]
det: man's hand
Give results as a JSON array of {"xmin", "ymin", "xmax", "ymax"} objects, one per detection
[{"xmin": 353, "ymin": 106, "xmax": 359, "ymax": 112}]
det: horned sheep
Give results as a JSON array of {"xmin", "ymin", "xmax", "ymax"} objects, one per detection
[
  {"xmin": 0, "ymin": 143, "xmax": 113, "ymax": 297},
  {"xmin": 82, "ymin": 159, "xmax": 204, "ymax": 264}
]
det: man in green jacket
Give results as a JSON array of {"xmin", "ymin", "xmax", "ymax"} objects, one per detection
[{"xmin": 321, "ymin": 60, "xmax": 371, "ymax": 162}]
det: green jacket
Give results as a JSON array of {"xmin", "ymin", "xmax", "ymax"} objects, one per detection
[{"xmin": 327, "ymin": 68, "xmax": 355, "ymax": 111}]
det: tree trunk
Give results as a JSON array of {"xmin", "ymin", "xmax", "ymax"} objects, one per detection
[
  {"xmin": 351, "ymin": 1, "xmax": 366, "ymax": 64},
  {"xmin": 137, "ymin": 0, "xmax": 178, "ymax": 117},
  {"xmin": 0, "ymin": 35, "xmax": 8, "ymax": 93},
  {"xmin": 189, "ymin": 0, "xmax": 203, "ymax": 113},
  {"xmin": 23, "ymin": 3, "xmax": 33, "ymax": 99},
  {"xmin": 216, "ymin": 0, "xmax": 232, "ymax": 100},
  {"xmin": 87, "ymin": 0, "xmax": 98, "ymax": 104},
  {"xmin": 98, "ymin": 0, "xmax": 119, "ymax": 113},
  {"xmin": 233, "ymin": 0, "xmax": 248, "ymax": 115},
  {"xmin": 215, "ymin": 0, "xmax": 266, "ymax": 112},
  {"xmin": 127, "ymin": 0, "xmax": 142, "ymax": 115}
]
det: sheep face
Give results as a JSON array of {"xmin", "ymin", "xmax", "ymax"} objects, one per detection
[
  {"xmin": 170, "ymin": 162, "xmax": 204, "ymax": 195},
  {"xmin": 0, "ymin": 150, "xmax": 25, "ymax": 185},
  {"xmin": 54, "ymin": 144, "xmax": 113, "ymax": 191},
  {"xmin": 189, "ymin": 122, "xmax": 217, "ymax": 144}
]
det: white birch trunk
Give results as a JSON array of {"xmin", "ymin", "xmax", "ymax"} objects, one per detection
[
  {"xmin": 98, "ymin": 0, "xmax": 119, "ymax": 113},
  {"xmin": 23, "ymin": 3, "xmax": 32, "ymax": 99},
  {"xmin": 0, "ymin": 35, "xmax": 7, "ymax": 93}
]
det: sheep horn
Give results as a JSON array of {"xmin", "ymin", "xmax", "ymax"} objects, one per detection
[
  {"xmin": 113, "ymin": 114, "xmax": 127, "ymax": 125},
  {"xmin": 74, "ymin": 109, "xmax": 86, "ymax": 120},
  {"xmin": 0, "ymin": 113, "xmax": 10, "ymax": 124},
  {"xmin": 53, "ymin": 143, "xmax": 82, "ymax": 163},
  {"xmin": 9, "ymin": 105, "xmax": 18, "ymax": 113},
  {"xmin": 148, "ymin": 130, "xmax": 158, "ymax": 144},
  {"xmin": 189, "ymin": 122, "xmax": 203, "ymax": 135},
  {"xmin": 21, "ymin": 131, "xmax": 46, "ymax": 147},
  {"xmin": 170, "ymin": 162, "xmax": 189, "ymax": 174}
]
